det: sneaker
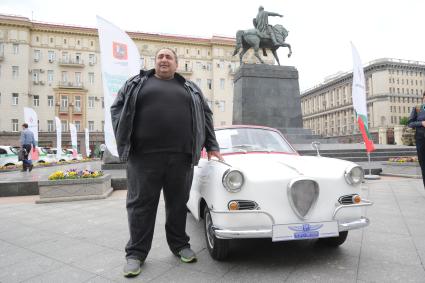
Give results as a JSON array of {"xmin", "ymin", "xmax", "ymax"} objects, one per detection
[
  {"xmin": 123, "ymin": 258, "xmax": 142, "ymax": 278},
  {"xmin": 178, "ymin": 247, "xmax": 197, "ymax": 263}
]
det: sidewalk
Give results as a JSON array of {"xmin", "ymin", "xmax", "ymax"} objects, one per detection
[{"xmin": 0, "ymin": 177, "xmax": 425, "ymax": 282}]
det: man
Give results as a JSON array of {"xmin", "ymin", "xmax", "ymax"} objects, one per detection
[
  {"xmin": 254, "ymin": 6, "xmax": 283, "ymax": 47},
  {"xmin": 408, "ymin": 91, "xmax": 425, "ymax": 188},
  {"xmin": 19, "ymin": 123, "xmax": 35, "ymax": 172},
  {"xmin": 111, "ymin": 48, "xmax": 223, "ymax": 278}
]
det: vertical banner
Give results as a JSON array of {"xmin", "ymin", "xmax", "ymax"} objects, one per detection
[
  {"xmin": 23, "ymin": 107, "xmax": 38, "ymax": 145},
  {"xmin": 55, "ymin": 117, "xmax": 62, "ymax": 160},
  {"xmin": 351, "ymin": 42, "xmax": 375, "ymax": 153},
  {"xmin": 69, "ymin": 123, "xmax": 78, "ymax": 158},
  {"xmin": 97, "ymin": 16, "xmax": 140, "ymax": 157},
  {"xmin": 85, "ymin": 128, "xmax": 90, "ymax": 158}
]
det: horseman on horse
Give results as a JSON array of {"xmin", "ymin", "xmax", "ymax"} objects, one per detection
[{"xmin": 233, "ymin": 6, "xmax": 292, "ymax": 66}]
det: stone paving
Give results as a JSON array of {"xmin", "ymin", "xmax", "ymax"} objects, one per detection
[{"xmin": 0, "ymin": 176, "xmax": 425, "ymax": 282}]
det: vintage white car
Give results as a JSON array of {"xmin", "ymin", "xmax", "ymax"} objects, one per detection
[
  {"xmin": 187, "ymin": 125, "xmax": 372, "ymax": 260},
  {"xmin": 0, "ymin": 145, "xmax": 21, "ymax": 167}
]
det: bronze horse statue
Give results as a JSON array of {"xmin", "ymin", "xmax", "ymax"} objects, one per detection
[{"xmin": 232, "ymin": 24, "xmax": 292, "ymax": 66}]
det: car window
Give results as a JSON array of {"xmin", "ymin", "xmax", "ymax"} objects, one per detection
[
  {"xmin": 9, "ymin": 147, "xmax": 18, "ymax": 154},
  {"xmin": 215, "ymin": 128, "xmax": 295, "ymax": 154},
  {"xmin": 0, "ymin": 148, "xmax": 7, "ymax": 155}
]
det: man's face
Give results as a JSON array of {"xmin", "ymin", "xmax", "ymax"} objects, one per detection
[{"xmin": 155, "ymin": 49, "xmax": 178, "ymax": 79}]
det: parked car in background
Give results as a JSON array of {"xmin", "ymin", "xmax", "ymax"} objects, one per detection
[
  {"xmin": 64, "ymin": 149, "xmax": 83, "ymax": 161},
  {"xmin": 37, "ymin": 147, "xmax": 57, "ymax": 163},
  {"xmin": 0, "ymin": 145, "xmax": 21, "ymax": 167},
  {"xmin": 187, "ymin": 125, "xmax": 372, "ymax": 260}
]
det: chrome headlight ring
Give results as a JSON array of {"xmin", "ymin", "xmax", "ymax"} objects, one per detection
[
  {"xmin": 344, "ymin": 165, "xmax": 364, "ymax": 185},
  {"xmin": 222, "ymin": 169, "xmax": 244, "ymax": 193}
]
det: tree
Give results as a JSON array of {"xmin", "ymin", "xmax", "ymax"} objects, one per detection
[{"xmin": 400, "ymin": 117, "xmax": 409, "ymax": 126}]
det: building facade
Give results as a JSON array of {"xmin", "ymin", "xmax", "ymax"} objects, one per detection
[
  {"xmin": 0, "ymin": 14, "xmax": 270, "ymax": 150},
  {"xmin": 301, "ymin": 58, "xmax": 425, "ymax": 141}
]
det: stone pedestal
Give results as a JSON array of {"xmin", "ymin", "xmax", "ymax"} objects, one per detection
[
  {"xmin": 393, "ymin": 125, "xmax": 404, "ymax": 145},
  {"xmin": 378, "ymin": 127, "xmax": 387, "ymax": 144},
  {"xmin": 233, "ymin": 64, "xmax": 302, "ymax": 133}
]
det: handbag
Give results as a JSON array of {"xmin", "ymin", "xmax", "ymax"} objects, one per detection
[{"xmin": 18, "ymin": 148, "xmax": 26, "ymax": 161}]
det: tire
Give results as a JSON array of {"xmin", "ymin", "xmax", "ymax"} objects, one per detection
[
  {"xmin": 318, "ymin": 231, "xmax": 348, "ymax": 247},
  {"xmin": 204, "ymin": 206, "xmax": 229, "ymax": 260}
]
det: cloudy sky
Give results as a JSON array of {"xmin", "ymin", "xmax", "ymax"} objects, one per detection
[{"xmin": 1, "ymin": 0, "xmax": 424, "ymax": 91}]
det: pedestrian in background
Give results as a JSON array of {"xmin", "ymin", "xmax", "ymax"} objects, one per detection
[
  {"xmin": 19, "ymin": 123, "xmax": 35, "ymax": 172},
  {"xmin": 408, "ymin": 90, "xmax": 425, "ymax": 187}
]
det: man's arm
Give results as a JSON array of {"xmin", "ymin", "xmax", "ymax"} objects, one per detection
[
  {"xmin": 110, "ymin": 78, "xmax": 133, "ymax": 137},
  {"xmin": 408, "ymin": 106, "xmax": 424, "ymax": 128}
]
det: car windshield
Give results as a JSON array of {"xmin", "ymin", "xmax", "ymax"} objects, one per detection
[
  {"xmin": 9, "ymin": 147, "xmax": 18, "ymax": 154},
  {"xmin": 215, "ymin": 128, "xmax": 296, "ymax": 154}
]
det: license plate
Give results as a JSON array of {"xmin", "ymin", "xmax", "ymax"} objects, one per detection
[{"xmin": 272, "ymin": 221, "xmax": 339, "ymax": 242}]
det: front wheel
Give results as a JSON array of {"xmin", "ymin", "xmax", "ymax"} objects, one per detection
[
  {"xmin": 204, "ymin": 206, "xmax": 229, "ymax": 260},
  {"xmin": 318, "ymin": 231, "xmax": 348, "ymax": 247}
]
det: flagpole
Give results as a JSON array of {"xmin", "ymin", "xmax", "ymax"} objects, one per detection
[{"xmin": 364, "ymin": 152, "xmax": 380, "ymax": 180}]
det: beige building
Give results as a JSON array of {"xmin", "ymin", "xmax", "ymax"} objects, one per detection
[
  {"xmin": 301, "ymin": 58, "xmax": 425, "ymax": 140},
  {"xmin": 0, "ymin": 14, "xmax": 270, "ymax": 149}
]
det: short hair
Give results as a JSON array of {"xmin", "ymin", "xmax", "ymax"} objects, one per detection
[
  {"xmin": 22, "ymin": 123, "xmax": 28, "ymax": 128},
  {"xmin": 155, "ymin": 47, "xmax": 178, "ymax": 64},
  {"xmin": 259, "ymin": 6, "xmax": 264, "ymax": 10}
]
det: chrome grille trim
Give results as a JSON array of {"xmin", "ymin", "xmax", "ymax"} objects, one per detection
[{"xmin": 287, "ymin": 178, "xmax": 319, "ymax": 220}]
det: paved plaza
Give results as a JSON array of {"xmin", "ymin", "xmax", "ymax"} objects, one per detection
[{"xmin": 0, "ymin": 173, "xmax": 424, "ymax": 282}]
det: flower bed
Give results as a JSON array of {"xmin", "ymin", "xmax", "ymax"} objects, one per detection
[
  {"xmin": 0, "ymin": 158, "xmax": 97, "ymax": 173},
  {"xmin": 388, "ymin": 156, "xmax": 418, "ymax": 163},
  {"xmin": 37, "ymin": 170, "xmax": 112, "ymax": 204}
]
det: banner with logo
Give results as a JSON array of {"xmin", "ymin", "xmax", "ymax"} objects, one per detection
[
  {"xmin": 23, "ymin": 107, "xmax": 38, "ymax": 145},
  {"xmin": 55, "ymin": 117, "xmax": 62, "ymax": 160},
  {"xmin": 351, "ymin": 43, "xmax": 375, "ymax": 153},
  {"xmin": 96, "ymin": 16, "xmax": 141, "ymax": 157},
  {"xmin": 69, "ymin": 123, "xmax": 78, "ymax": 158},
  {"xmin": 85, "ymin": 128, "xmax": 90, "ymax": 158}
]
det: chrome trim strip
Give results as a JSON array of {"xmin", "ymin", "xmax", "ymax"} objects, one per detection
[
  {"xmin": 210, "ymin": 209, "xmax": 276, "ymax": 225},
  {"xmin": 338, "ymin": 217, "xmax": 370, "ymax": 231},
  {"xmin": 287, "ymin": 177, "xmax": 319, "ymax": 220},
  {"xmin": 214, "ymin": 227, "xmax": 272, "ymax": 239},
  {"xmin": 332, "ymin": 199, "xmax": 373, "ymax": 219}
]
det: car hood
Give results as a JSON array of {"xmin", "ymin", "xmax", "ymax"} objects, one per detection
[{"xmin": 221, "ymin": 153, "xmax": 356, "ymax": 179}]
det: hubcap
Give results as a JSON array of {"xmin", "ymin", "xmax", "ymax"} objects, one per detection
[{"xmin": 205, "ymin": 210, "xmax": 215, "ymax": 248}]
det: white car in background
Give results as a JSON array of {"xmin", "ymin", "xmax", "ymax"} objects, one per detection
[
  {"xmin": 187, "ymin": 125, "xmax": 372, "ymax": 260},
  {"xmin": 0, "ymin": 146, "xmax": 21, "ymax": 167},
  {"xmin": 36, "ymin": 147, "xmax": 57, "ymax": 163},
  {"xmin": 64, "ymin": 149, "xmax": 83, "ymax": 161}
]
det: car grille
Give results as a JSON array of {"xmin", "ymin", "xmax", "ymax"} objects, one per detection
[
  {"xmin": 338, "ymin": 194, "xmax": 357, "ymax": 204},
  {"xmin": 228, "ymin": 200, "xmax": 258, "ymax": 210},
  {"xmin": 288, "ymin": 179, "xmax": 319, "ymax": 219}
]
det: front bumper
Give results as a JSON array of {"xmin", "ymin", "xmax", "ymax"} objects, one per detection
[{"xmin": 212, "ymin": 199, "xmax": 373, "ymax": 239}]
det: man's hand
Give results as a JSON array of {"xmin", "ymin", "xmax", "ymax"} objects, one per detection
[
  {"xmin": 421, "ymin": 121, "xmax": 425, "ymax": 127},
  {"xmin": 208, "ymin": 151, "xmax": 224, "ymax": 162}
]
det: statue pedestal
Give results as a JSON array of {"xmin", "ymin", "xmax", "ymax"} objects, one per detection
[{"xmin": 233, "ymin": 64, "xmax": 303, "ymax": 137}]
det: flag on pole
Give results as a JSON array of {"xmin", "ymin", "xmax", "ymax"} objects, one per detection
[
  {"xmin": 351, "ymin": 43, "xmax": 375, "ymax": 153},
  {"xmin": 55, "ymin": 117, "xmax": 62, "ymax": 160},
  {"xmin": 69, "ymin": 123, "xmax": 78, "ymax": 158},
  {"xmin": 24, "ymin": 107, "xmax": 38, "ymax": 145},
  {"xmin": 85, "ymin": 128, "xmax": 90, "ymax": 158},
  {"xmin": 96, "ymin": 16, "xmax": 141, "ymax": 157}
]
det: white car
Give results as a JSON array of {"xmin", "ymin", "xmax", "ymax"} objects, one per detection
[
  {"xmin": 36, "ymin": 147, "xmax": 57, "ymax": 164},
  {"xmin": 44, "ymin": 148, "xmax": 72, "ymax": 162},
  {"xmin": 0, "ymin": 145, "xmax": 21, "ymax": 167},
  {"xmin": 64, "ymin": 149, "xmax": 83, "ymax": 161},
  {"xmin": 187, "ymin": 125, "xmax": 372, "ymax": 260}
]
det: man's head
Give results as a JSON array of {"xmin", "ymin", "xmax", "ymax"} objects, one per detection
[
  {"xmin": 259, "ymin": 6, "xmax": 264, "ymax": 11},
  {"xmin": 22, "ymin": 123, "xmax": 28, "ymax": 129},
  {"xmin": 154, "ymin": 48, "xmax": 178, "ymax": 80}
]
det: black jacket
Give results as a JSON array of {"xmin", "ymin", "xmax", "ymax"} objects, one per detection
[{"xmin": 110, "ymin": 69, "xmax": 219, "ymax": 165}]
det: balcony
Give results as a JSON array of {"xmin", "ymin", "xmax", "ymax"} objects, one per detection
[
  {"xmin": 58, "ymin": 81, "xmax": 85, "ymax": 89},
  {"xmin": 178, "ymin": 67, "xmax": 193, "ymax": 74},
  {"xmin": 58, "ymin": 58, "xmax": 85, "ymax": 67},
  {"xmin": 73, "ymin": 107, "xmax": 82, "ymax": 114},
  {"xmin": 59, "ymin": 106, "xmax": 69, "ymax": 113}
]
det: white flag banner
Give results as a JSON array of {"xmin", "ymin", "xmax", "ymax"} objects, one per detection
[
  {"xmin": 351, "ymin": 42, "xmax": 375, "ymax": 153},
  {"xmin": 85, "ymin": 128, "xmax": 90, "ymax": 158},
  {"xmin": 69, "ymin": 123, "xmax": 78, "ymax": 158},
  {"xmin": 55, "ymin": 117, "xmax": 62, "ymax": 160},
  {"xmin": 97, "ymin": 16, "xmax": 141, "ymax": 157},
  {"xmin": 23, "ymin": 107, "xmax": 38, "ymax": 145}
]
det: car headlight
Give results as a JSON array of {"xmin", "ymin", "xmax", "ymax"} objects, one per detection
[
  {"xmin": 344, "ymin": 165, "xmax": 364, "ymax": 185},
  {"xmin": 222, "ymin": 169, "xmax": 244, "ymax": 192}
]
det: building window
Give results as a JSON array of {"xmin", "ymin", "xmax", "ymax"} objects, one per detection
[
  {"xmin": 89, "ymin": 72, "xmax": 94, "ymax": 84},
  {"xmin": 61, "ymin": 120, "xmax": 68, "ymax": 132},
  {"xmin": 207, "ymin": 79, "xmax": 212, "ymax": 90},
  {"xmin": 140, "ymin": 57, "xmax": 145, "ymax": 69},
  {"xmin": 12, "ymin": 93, "xmax": 18, "ymax": 105},
  {"xmin": 47, "ymin": 70, "xmax": 53, "ymax": 82},
  {"xmin": 89, "ymin": 54, "xmax": 96, "ymax": 65},
  {"xmin": 64, "ymin": 38, "xmax": 67, "ymax": 44},
  {"xmin": 218, "ymin": 100, "xmax": 225, "ymax": 112},
  {"xmin": 33, "ymin": 95, "xmax": 39, "ymax": 107},
  {"xmin": 196, "ymin": 78, "xmax": 202, "ymax": 87},
  {"xmin": 75, "ymin": 72, "xmax": 81, "ymax": 85},
  {"xmin": 47, "ymin": 120, "xmax": 54, "ymax": 132},
  {"xmin": 61, "ymin": 95, "xmax": 68, "ymax": 110},
  {"xmin": 48, "ymin": 51, "xmax": 55, "ymax": 62},
  {"xmin": 101, "ymin": 120, "xmax": 105, "ymax": 131},
  {"xmin": 220, "ymin": 78, "xmax": 225, "ymax": 90},
  {"xmin": 12, "ymin": 119, "xmax": 19, "ymax": 132},
  {"xmin": 75, "ymin": 96, "xmax": 81, "ymax": 112},
  {"xmin": 12, "ymin": 66, "xmax": 19, "ymax": 79},
  {"xmin": 13, "ymin": 44, "xmax": 19, "ymax": 54},
  {"xmin": 47, "ymin": 96, "xmax": 54, "ymax": 107},
  {"xmin": 62, "ymin": 71, "xmax": 68, "ymax": 83},
  {"xmin": 88, "ymin": 96, "xmax": 95, "ymax": 108},
  {"xmin": 32, "ymin": 71, "xmax": 39, "ymax": 82},
  {"xmin": 34, "ymin": 50, "xmax": 41, "ymax": 62},
  {"xmin": 75, "ymin": 121, "xmax": 81, "ymax": 132},
  {"xmin": 88, "ymin": 121, "xmax": 94, "ymax": 132},
  {"xmin": 101, "ymin": 97, "xmax": 104, "ymax": 109},
  {"xmin": 50, "ymin": 37, "xmax": 53, "ymax": 43}
]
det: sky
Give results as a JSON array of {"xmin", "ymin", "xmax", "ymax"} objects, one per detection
[{"xmin": 1, "ymin": 0, "xmax": 425, "ymax": 91}]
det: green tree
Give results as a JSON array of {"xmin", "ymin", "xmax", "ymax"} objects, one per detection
[{"xmin": 400, "ymin": 116, "xmax": 409, "ymax": 126}]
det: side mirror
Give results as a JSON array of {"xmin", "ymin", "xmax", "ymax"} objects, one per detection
[{"xmin": 311, "ymin": 141, "xmax": 321, "ymax": 157}]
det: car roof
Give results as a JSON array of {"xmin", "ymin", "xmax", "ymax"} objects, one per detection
[{"xmin": 215, "ymin": 125, "xmax": 281, "ymax": 132}]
